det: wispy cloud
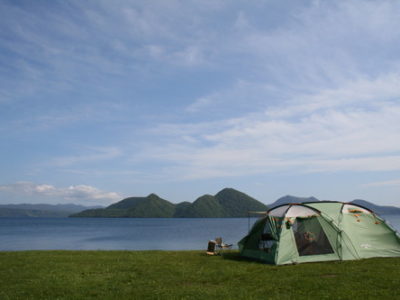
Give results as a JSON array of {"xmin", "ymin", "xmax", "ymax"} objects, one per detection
[
  {"xmin": 0, "ymin": 182, "xmax": 121, "ymax": 204},
  {"xmin": 1, "ymin": 0, "xmax": 400, "ymax": 204},
  {"xmin": 185, "ymin": 80, "xmax": 279, "ymax": 114},
  {"xmin": 182, "ymin": 1, "xmax": 400, "ymax": 120},
  {"xmin": 137, "ymin": 73, "xmax": 400, "ymax": 180},
  {"xmin": 122, "ymin": 0, "xmax": 400, "ymax": 182},
  {"xmin": 0, "ymin": 0, "xmax": 221, "ymax": 98},
  {"xmin": 49, "ymin": 147, "xmax": 122, "ymax": 167},
  {"xmin": 362, "ymin": 179, "xmax": 400, "ymax": 188}
]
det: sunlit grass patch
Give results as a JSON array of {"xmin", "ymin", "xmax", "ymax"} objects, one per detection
[{"xmin": 0, "ymin": 251, "xmax": 399, "ymax": 299}]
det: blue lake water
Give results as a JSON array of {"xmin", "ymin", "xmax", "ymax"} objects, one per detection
[{"xmin": 0, "ymin": 215, "xmax": 399, "ymax": 251}]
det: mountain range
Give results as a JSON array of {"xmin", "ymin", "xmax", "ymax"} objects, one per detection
[
  {"xmin": 0, "ymin": 203, "xmax": 102, "ymax": 218},
  {"xmin": 1, "ymin": 188, "xmax": 399, "ymax": 218},
  {"xmin": 71, "ymin": 188, "xmax": 400, "ymax": 218}
]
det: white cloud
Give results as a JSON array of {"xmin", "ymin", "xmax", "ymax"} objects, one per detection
[
  {"xmin": 265, "ymin": 74, "xmax": 400, "ymax": 119},
  {"xmin": 0, "ymin": 182, "xmax": 121, "ymax": 205},
  {"xmin": 186, "ymin": 96, "xmax": 214, "ymax": 113},
  {"xmin": 138, "ymin": 73, "xmax": 400, "ymax": 180}
]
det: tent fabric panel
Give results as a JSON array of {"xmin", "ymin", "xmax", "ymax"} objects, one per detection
[
  {"xmin": 238, "ymin": 216, "xmax": 280, "ymax": 263},
  {"xmin": 316, "ymin": 216, "xmax": 342, "ymax": 257},
  {"xmin": 238, "ymin": 218, "xmax": 265, "ymax": 252},
  {"xmin": 268, "ymin": 205, "xmax": 290, "ymax": 217},
  {"xmin": 275, "ymin": 223, "xmax": 299, "ymax": 265},
  {"xmin": 296, "ymin": 253, "xmax": 340, "ymax": 264},
  {"xmin": 338, "ymin": 232, "xmax": 359, "ymax": 260},
  {"xmin": 342, "ymin": 204, "xmax": 372, "ymax": 215},
  {"xmin": 240, "ymin": 249, "xmax": 276, "ymax": 264},
  {"xmin": 266, "ymin": 216, "xmax": 281, "ymax": 241},
  {"xmin": 285, "ymin": 205, "xmax": 319, "ymax": 218},
  {"xmin": 305, "ymin": 202, "xmax": 343, "ymax": 225},
  {"xmin": 341, "ymin": 213, "xmax": 400, "ymax": 258}
]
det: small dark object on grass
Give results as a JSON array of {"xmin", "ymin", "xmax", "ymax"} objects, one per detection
[{"xmin": 207, "ymin": 237, "xmax": 232, "ymax": 255}]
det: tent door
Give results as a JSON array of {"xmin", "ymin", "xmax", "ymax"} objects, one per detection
[{"xmin": 292, "ymin": 216, "xmax": 334, "ymax": 256}]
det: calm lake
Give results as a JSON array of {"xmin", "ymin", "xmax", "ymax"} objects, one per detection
[{"xmin": 1, "ymin": 215, "xmax": 400, "ymax": 251}]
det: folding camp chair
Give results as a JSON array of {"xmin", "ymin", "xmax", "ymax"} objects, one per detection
[
  {"xmin": 207, "ymin": 237, "xmax": 232, "ymax": 255},
  {"xmin": 215, "ymin": 237, "xmax": 233, "ymax": 252}
]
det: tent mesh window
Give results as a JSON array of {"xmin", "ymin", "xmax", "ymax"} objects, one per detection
[
  {"xmin": 259, "ymin": 219, "xmax": 276, "ymax": 252},
  {"xmin": 292, "ymin": 216, "xmax": 334, "ymax": 256}
]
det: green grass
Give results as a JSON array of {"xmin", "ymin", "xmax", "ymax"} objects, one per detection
[{"xmin": 1, "ymin": 251, "xmax": 399, "ymax": 299}]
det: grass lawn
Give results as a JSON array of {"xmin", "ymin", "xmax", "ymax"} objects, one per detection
[{"xmin": 0, "ymin": 250, "xmax": 399, "ymax": 299}]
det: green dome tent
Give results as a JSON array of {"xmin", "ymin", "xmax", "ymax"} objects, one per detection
[{"xmin": 238, "ymin": 201, "xmax": 400, "ymax": 265}]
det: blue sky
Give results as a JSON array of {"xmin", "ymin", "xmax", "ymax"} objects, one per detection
[{"xmin": 1, "ymin": 0, "xmax": 400, "ymax": 206}]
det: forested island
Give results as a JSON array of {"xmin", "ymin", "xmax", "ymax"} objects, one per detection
[{"xmin": 70, "ymin": 188, "xmax": 267, "ymax": 218}]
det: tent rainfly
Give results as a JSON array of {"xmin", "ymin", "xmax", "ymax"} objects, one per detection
[{"xmin": 238, "ymin": 201, "xmax": 400, "ymax": 265}]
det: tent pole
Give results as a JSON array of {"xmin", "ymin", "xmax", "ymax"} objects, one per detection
[{"xmin": 248, "ymin": 211, "xmax": 250, "ymax": 233}]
